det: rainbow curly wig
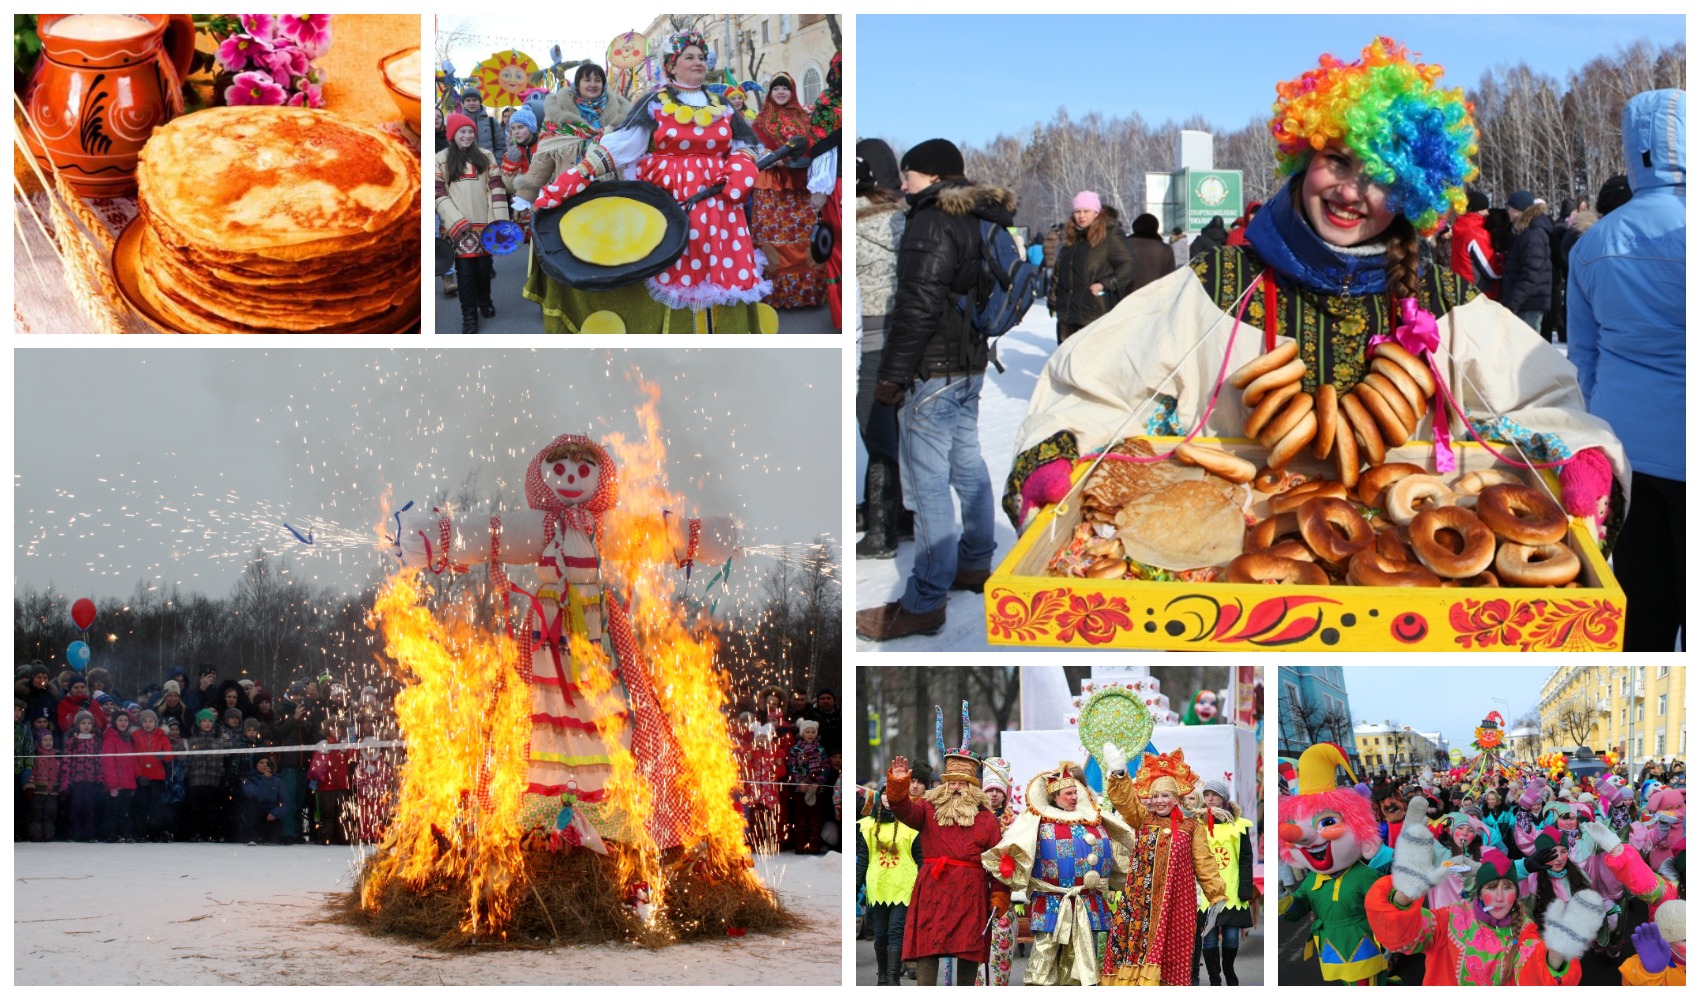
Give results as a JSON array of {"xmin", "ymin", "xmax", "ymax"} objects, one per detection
[
  {"xmin": 1279, "ymin": 787, "xmax": 1383, "ymax": 854},
  {"xmin": 1271, "ymin": 37, "xmax": 1478, "ymax": 235}
]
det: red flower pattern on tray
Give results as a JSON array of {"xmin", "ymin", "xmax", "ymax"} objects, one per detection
[{"xmin": 1449, "ymin": 598, "xmax": 1621, "ymax": 651}]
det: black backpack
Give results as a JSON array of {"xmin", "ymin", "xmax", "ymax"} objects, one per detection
[{"xmin": 954, "ymin": 220, "xmax": 1040, "ymax": 372}]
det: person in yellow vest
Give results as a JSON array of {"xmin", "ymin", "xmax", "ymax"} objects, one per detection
[
  {"xmin": 1196, "ymin": 778, "xmax": 1256, "ymax": 985},
  {"xmin": 858, "ymin": 779, "xmax": 921, "ymax": 985}
]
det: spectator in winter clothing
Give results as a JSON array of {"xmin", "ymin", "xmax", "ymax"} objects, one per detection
[
  {"xmin": 240, "ymin": 756, "xmax": 290, "ymax": 845},
  {"xmin": 184, "ymin": 665, "xmax": 220, "ymax": 716},
  {"xmin": 1499, "ymin": 190, "xmax": 1553, "ymax": 333},
  {"xmin": 856, "ymin": 139, "xmax": 910, "ymax": 562},
  {"xmin": 857, "ymin": 138, "xmax": 1007, "ymax": 643},
  {"xmin": 19, "ymin": 663, "xmax": 59, "ymax": 727},
  {"xmin": 1225, "ymin": 201, "xmax": 1262, "ymax": 247},
  {"xmin": 1051, "ymin": 190, "xmax": 1138, "ymax": 342},
  {"xmin": 28, "ymin": 732, "xmax": 59, "ymax": 841},
  {"xmin": 130, "ymin": 709, "xmax": 173, "ymax": 842},
  {"xmin": 1449, "ymin": 188, "xmax": 1500, "ymax": 295},
  {"xmin": 61, "ymin": 710, "xmax": 103, "ymax": 841},
  {"xmin": 438, "ymin": 111, "xmax": 510, "ymax": 333},
  {"xmin": 1169, "ymin": 226, "xmax": 1190, "ymax": 268},
  {"xmin": 500, "ymin": 105, "xmax": 539, "ymax": 197},
  {"xmin": 14, "ymin": 697, "xmax": 31, "ymax": 840},
  {"xmin": 100, "ymin": 709, "xmax": 140, "ymax": 842},
  {"xmin": 787, "ymin": 718, "xmax": 831, "ymax": 853},
  {"xmin": 154, "ymin": 681, "xmax": 188, "ymax": 732},
  {"xmin": 160, "ymin": 718, "xmax": 188, "ymax": 839},
  {"xmin": 798, "ymin": 687, "xmax": 842, "ymax": 752},
  {"xmin": 1126, "ymin": 213, "xmax": 1179, "ymax": 294},
  {"xmin": 458, "ymin": 88, "xmax": 505, "ymax": 160},
  {"xmin": 858, "ymin": 780, "xmax": 924, "ymax": 985},
  {"xmin": 1568, "ymin": 89, "xmax": 1687, "ymax": 653},
  {"xmin": 270, "ymin": 700, "xmax": 317, "ymax": 841},
  {"xmin": 1543, "ymin": 196, "xmax": 1576, "ymax": 343},
  {"xmin": 1189, "ymin": 215, "xmax": 1228, "ymax": 259},
  {"xmin": 85, "ymin": 666, "xmax": 117, "ymax": 704},
  {"xmin": 308, "ymin": 740, "xmax": 355, "ymax": 845},
  {"xmin": 55, "ymin": 675, "xmax": 107, "ymax": 738},
  {"xmin": 185, "ymin": 709, "xmax": 227, "ymax": 842}
]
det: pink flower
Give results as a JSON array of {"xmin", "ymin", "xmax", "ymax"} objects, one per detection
[
  {"xmin": 286, "ymin": 83, "xmax": 325, "ymax": 109},
  {"xmin": 238, "ymin": 14, "xmax": 276, "ymax": 39},
  {"xmin": 216, "ymin": 32, "xmax": 273, "ymax": 73},
  {"xmin": 263, "ymin": 43, "xmax": 310, "ymax": 81},
  {"xmin": 277, "ymin": 14, "xmax": 331, "ymax": 52},
  {"xmin": 226, "ymin": 70, "xmax": 287, "ymax": 107}
]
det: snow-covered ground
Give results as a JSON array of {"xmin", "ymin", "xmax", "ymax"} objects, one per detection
[
  {"xmin": 855, "ymin": 310, "xmax": 1055, "ymax": 652},
  {"xmin": 14, "ymin": 844, "xmax": 841, "ymax": 985}
]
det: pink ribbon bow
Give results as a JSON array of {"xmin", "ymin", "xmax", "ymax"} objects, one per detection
[{"xmin": 1372, "ymin": 297, "xmax": 1454, "ymax": 472}]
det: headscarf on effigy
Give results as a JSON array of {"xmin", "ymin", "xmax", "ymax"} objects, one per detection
[{"xmin": 523, "ymin": 433, "xmax": 619, "ymax": 537}]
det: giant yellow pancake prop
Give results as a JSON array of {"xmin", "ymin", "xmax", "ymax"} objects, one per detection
[{"xmin": 557, "ymin": 197, "xmax": 668, "ymax": 267}]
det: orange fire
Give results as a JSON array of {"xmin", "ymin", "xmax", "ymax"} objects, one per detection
[{"xmin": 359, "ymin": 380, "xmax": 762, "ymax": 937}]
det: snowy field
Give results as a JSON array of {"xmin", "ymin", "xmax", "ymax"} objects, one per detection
[
  {"xmin": 855, "ymin": 309, "xmax": 1056, "ymax": 652},
  {"xmin": 14, "ymin": 844, "xmax": 841, "ymax": 985}
]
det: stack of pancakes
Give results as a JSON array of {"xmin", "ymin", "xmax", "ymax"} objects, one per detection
[{"xmin": 133, "ymin": 106, "xmax": 419, "ymax": 333}]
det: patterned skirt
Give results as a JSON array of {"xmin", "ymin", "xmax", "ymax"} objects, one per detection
[{"xmin": 751, "ymin": 185, "xmax": 825, "ymax": 310}]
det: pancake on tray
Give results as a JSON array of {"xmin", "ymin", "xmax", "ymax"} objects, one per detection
[{"xmin": 133, "ymin": 105, "xmax": 419, "ymax": 333}]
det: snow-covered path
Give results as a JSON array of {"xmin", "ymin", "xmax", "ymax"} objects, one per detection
[
  {"xmin": 14, "ymin": 844, "xmax": 841, "ymax": 985},
  {"xmin": 855, "ymin": 310, "xmax": 1056, "ymax": 652}
]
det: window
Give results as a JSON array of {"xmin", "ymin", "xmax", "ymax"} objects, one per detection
[
  {"xmin": 1622, "ymin": 677, "xmax": 1629, "ymax": 696},
  {"xmin": 802, "ymin": 66, "xmax": 822, "ymax": 104},
  {"xmin": 1637, "ymin": 702, "xmax": 1644, "ymax": 721},
  {"xmin": 1658, "ymin": 694, "xmax": 1667, "ymax": 716},
  {"xmin": 1622, "ymin": 708, "xmax": 1628, "ymax": 725},
  {"xmin": 1658, "ymin": 665, "xmax": 1669, "ymax": 677},
  {"xmin": 1656, "ymin": 733, "xmax": 1666, "ymax": 755},
  {"xmin": 1635, "ymin": 737, "xmax": 1644, "ymax": 758},
  {"xmin": 780, "ymin": 14, "xmax": 791, "ymax": 37},
  {"xmin": 761, "ymin": 20, "xmax": 769, "ymax": 43}
]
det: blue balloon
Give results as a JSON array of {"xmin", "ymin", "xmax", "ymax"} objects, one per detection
[{"xmin": 67, "ymin": 640, "xmax": 90, "ymax": 671}]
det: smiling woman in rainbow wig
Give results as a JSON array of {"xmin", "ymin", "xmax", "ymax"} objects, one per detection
[{"xmin": 1006, "ymin": 38, "xmax": 1628, "ymax": 558}]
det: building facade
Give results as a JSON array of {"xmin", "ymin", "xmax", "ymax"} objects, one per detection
[
  {"xmin": 1353, "ymin": 721, "xmax": 1443, "ymax": 774},
  {"xmin": 1278, "ymin": 665, "xmax": 1361, "ymax": 773},
  {"xmin": 1536, "ymin": 664, "xmax": 1686, "ymax": 775}
]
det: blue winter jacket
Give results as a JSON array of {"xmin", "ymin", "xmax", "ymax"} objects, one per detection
[
  {"xmin": 1566, "ymin": 88, "xmax": 1686, "ymax": 482},
  {"xmin": 241, "ymin": 769, "xmax": 290, "ymax": 820}
]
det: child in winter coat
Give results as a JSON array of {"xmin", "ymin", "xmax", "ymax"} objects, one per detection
[
  {"xmin": 60, "ymin": 710, "xmax": 103, "ymax": 841},
  {"xmin": 185, "ymin": 709, "xmax": 229, "ymax": 842},
  {"xmin": 16, "ymin": 698, "xmax": 32, "ymax": 840},
  {"xmin": 239, "ymin": 756, "xmax": 290, "ymax": 844},
  {"xmin": 28, "ymin": 731, "xmax": 59, "ymax": 841},
  {"xmin": 787, "ymin": 718, "xmax": 830, "ymax": 854},
  {"xmin": 161, "ymin": 718, "xmax": 188, "ymax": 840},
  {"xmin": 436, "ymin": 111, "xmax": 510, "ymax": 333},
  {"xmin": 100, "ymin": 710, "xmax": 140, "ymax": 842},
  {"xmin": 308, "ymin": 742, "xmax": 354, "ymax": 845},
  {"xmin": 130, "ymin": 709, "xmax": 174, "ymax": 842}
]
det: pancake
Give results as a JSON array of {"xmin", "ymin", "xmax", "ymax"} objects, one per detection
[{"xmin": 131, "ymin": 105, "xmax": 419, "ymax": 333}]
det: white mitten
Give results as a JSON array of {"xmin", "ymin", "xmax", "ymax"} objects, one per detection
[
  {"xmin": 1390, "ymin": 796, "xmax": 1446, "ymax": 900},
  {"xmin": 1103, "ymin": 741, "xmax": 1127, "ymax": 776},
  {"xmin": 1541, "ymin": 889, "xmax": 1608, "ymax": 963},
  {"xmin": 1581, "ymin": 820, "xmax": 1621, "ymax": 854}
]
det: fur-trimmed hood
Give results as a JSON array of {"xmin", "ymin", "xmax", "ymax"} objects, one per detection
[{"xmin": 935, "ymin": 182, "xmax": 1017, "ymax": 219}]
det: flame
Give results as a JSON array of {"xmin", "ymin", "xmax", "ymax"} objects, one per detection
[{"xmin": 360, "ymin": 569, "xmax": 531, "ymax": 933}]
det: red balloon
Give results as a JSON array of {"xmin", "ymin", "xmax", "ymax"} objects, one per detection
[{"xmin": 71, "ymin": 598, "xmax": 96, "ymax": 631}]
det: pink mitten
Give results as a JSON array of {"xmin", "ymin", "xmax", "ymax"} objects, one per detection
[
  {"xmin": 1558, "ymin": 447, "xmax": 1612, "ymax": 539},
  {"xmin": 1019, "ymin": 458, "xmax": 1073, "ymax": 525},
  {"xmin": 533, "ymin": 167, "xmax": 591, "ymax": 210}
]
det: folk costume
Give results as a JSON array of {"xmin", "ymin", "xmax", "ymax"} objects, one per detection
[
  {"xmin": 974, "ymin": 755, "xmax": 1018, "ymax": 986},
  {"xmin": 749, "ymin": 72, "xmax": 824, "ymax": 310},
  {"xmin": 1004, "ymin": 38, "xmax": 1625, "ymax": 550},
  {"xmin": 986, "ymin": 762, "xmax": 1138, "ymax": 985},
  {"xmin": 1278, "ymin": 743, "xmax": 1389, "ymax": 985},
  {"xmin": 1196, "ymin": 790, "xmax": 1256, "ymax": 985},
  {"xmin": 532, "ymin": 31, "xmax": 777, "ymax": 334},
  {"xmin": 1100, "ymin": 746, "xmax": 1227, "ymax": 986},
  {"xmin": 859, "ymin": 785, "xmax": 921, "ymax": 986},
  {"xmin": 884, "ymin": 703, "xmax": 1003, "ymax": 986}
]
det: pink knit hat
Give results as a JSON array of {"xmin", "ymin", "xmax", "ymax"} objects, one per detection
[{"xmin": 1072, "ymin": 190, "xmax": 1102, "ymax": 213}]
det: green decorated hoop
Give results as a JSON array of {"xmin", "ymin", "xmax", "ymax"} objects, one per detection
[{"xmin": 1077, "ymin": 685, "xmax": 1155, "ymax": 774}]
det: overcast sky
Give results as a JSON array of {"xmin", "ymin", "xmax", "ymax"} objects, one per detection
[
  {"xmin": 1339, "ymin": 664, "xmax": 1555, "ymax": 743},
  {"xmin": 14, "ymin": 348, "xmax": 839, "ymax": 602}
]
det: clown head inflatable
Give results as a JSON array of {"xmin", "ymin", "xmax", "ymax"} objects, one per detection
[{"xmin": 1278, "ymin": 743, "xmax": 1381, "ymax": 876}]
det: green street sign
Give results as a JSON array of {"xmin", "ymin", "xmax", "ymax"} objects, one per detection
[{"xmin": 1186, "ymin": 169, "xmax": 1243, "ymax": 230}]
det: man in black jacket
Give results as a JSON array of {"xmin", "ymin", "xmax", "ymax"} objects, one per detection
[
  {"xmin": 856, "ymin": 139, "xmax": 1010, "ymax": 643},
  {"xmin": 1499, "ymin": 189, "xmax": 1552, "ymax": 334}
]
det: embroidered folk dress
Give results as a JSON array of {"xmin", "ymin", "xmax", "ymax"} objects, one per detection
[{"xmin": 1100, "ymin": 771, "xmax": 1227, "ymax": 986}]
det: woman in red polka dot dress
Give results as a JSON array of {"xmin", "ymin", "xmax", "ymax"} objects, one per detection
[{"xmin": 533, "ymin": 31, "xmax": 775, "ymax": 333}]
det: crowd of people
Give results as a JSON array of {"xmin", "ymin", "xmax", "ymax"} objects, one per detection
[
  {"xmin": 856, "ymin": 37, "xmax": 1685, "ymax": 651},
  {"xmin": 732, "ymin": 685, "xmax": 844, "ymax": 855},
  {"xmin": 1279, "ymin": 743, "xmax": 1687, "ymax": 985},
  {"xmin": 14, "ymin": 662, "xmax": 397, "ymax": 847},
  {"xmin": 856, "ymin": 722, "xmax": 1256, "ymax": 985},
  {"xmin": 436, "ymin": 31, "xmax": 842, "ymax": 334}
]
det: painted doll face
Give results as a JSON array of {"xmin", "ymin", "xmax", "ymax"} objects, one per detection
[
  {"xmin": 1557, "ymin": 814, "xmax": 1579, "ymax": 832},
  {"xmin": 1280, "ymin": 808, "xmax": 1365, "ymax": 875},
  {"xmin": 1195, "ymin": 692, "xmax": 1218, "ymax": 721},
  {"xmin": 543, "ymin": 454, "xmax": 601, "ymax": 505},
  {"xmin": 1480, "ymin": 878, "xmax": 1518, "ymax": 919}
]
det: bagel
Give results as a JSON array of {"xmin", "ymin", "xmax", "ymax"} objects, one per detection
[
  {"xmin": 1449, "ymin": 570, "xmax": 1500, "ymax": 588},
  {"xmin": 1248, "ymin": 513, "xmax": 1300, "ymax": 551},
  {"xmin": 1358, "ymin": 376, "xmax": 1416, "ymax": 445},
  {"xmin": 1356, "ymin": 462, "xmax": 1426, "ymax": 507},
  {"xmin": 1338, "ymin": 391, "xmax": 1387, "ymax": 465},
  {"xmin": 1477, "ymin": 483, "xmax": 1569, "ymax": 545},
  {"xmin": 1297, "ymin": 497, "xmax": 1375, "ymax": 565},
  {"xmin": 1408, "ymin": 506, "xmax": 1497, "ymax": 579},
  {"xmin": 1173, "ymin": 442, "xmax": 1257, "ymax": 484},
  {"xmin": 1257, "ymin": 391, "xmax": 1314, "ymax": 448},
  {"xmin": 1331, "ymin": 408, "xmax": 1360, "ymax": 488},
  {"xmin": 1226, "ymin": 552, "xmax": 1329, "ymax": 586},
  {"xmin": 1453, "ymin": 469, "xmax": 1521, "ymax": 495},
  {"xmin": 1270, "ymin": 479, "xmax": 1350, "ymax": 514},
  {"xmin": 1242, "ymin": 358, "xmax": 1307, "ymax": 407},
  {"xmin": 1372, "ymin": 341, "xmax": 1436, "ymax": 397},
  {"xmin": 1087, "ymin": 556, "xmax": 1128, "ymax": 579},
  {"xmin": 1436, "ymin": 491, "xmax": 1478, "ymax": 509},
  {"xmin": 1265, "ymin": 539, "xmax": 1317, "ymax": 562},
  {"xmin": 1386, "ymin": 474, "xmax": 1450, "ymax": 525},
  {"xmin": 1228, "ymin": 340, "xmax": 1298, "ymax": 389},
  {"xmin": 1242, "ymin": 380, "xmax": 1303, "ymax": 440},
  {"xmin": 1310, "ymin": 383, "xmax": 1339, "ymax": 460},
  {"xmin": 1347, "ymin": 550, "xmax": 1441, "ymax": 588},
  {"xmin": 1371, "ymin": 357, "xmax": 1427, "ymax": 416},
  {"xmin": 1495, "ymin": 541, "xmax": 1581, "ymax": 587},
  {"xmin": 1253, "ymin": 466, "xmax": 1287, "ymax": 493},
  {"xmin": 1266, "ymin": 411, "xmax": 1318, "ymax": 470},
  {"xmin": 1375, "ymin": 529, "xmax": 1413, "ymax": 563}
]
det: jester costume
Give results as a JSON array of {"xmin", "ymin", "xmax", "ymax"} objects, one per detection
[
  {"xmin": 1100, "ymin": 749, "xmax": 1226, "ymax": 986},
  {"xmin": 986, "ymin": 763, "xmax": 1137, "ymax": 985}
]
